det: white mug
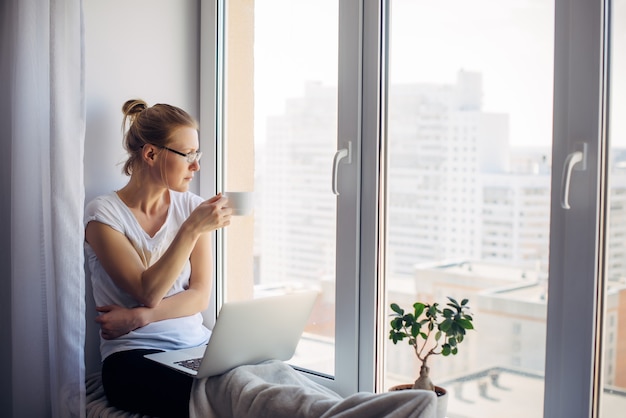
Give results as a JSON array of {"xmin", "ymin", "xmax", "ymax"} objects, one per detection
[{"xmin": 224, "ymin": 191, "xmax": 254, "ymax": 216}]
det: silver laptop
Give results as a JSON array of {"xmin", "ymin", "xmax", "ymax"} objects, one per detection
[{"xmin": 144, "ymin": 290, "xmax": 318, "ymax": 378}]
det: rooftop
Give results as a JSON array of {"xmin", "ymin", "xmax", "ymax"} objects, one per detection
[{"xmin": 440, "ymin": 367, "xmax": 626, "ymax": 418}]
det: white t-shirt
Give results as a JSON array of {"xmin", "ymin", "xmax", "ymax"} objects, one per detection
[{"xmin": 84, "ymin": 190, "xmax": 211, "ymax": 361}]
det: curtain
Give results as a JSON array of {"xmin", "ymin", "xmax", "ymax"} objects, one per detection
[{"xmin": 2, "ymin": 0, "xmax": 86, "ymax": 416}]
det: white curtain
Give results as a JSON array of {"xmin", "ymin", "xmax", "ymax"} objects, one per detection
[{"xmin": 1, "ymin": 0, "xmax": 86, "ymax": 417}]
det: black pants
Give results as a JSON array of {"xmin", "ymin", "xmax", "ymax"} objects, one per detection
[{"xmin": 102, "ymin": 349, "xmax": 194, "ymax": 418}]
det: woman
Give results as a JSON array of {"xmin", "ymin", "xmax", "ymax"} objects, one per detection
[{"xmin": 84, "ymin": 99, "xmax": 232, "ymax": 417}]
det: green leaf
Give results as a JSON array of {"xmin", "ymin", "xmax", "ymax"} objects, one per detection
[
  {"xmin": 446, "ymin": 303, "xmax": 459, "ymax": 311},
  {"xmin": 434, "ymin": 330, "xmax": 441, "ymax": 341},
  {"xmin": 442, "ymin": 344, "xmax": 451, "ymax": 356},
  {"xmin": 443, "ymin": 308, "xmax": 454, "ymax": 318},
  {"xmin": 461, "ymin": 298, "xmax": 469, "ymax": 306},
  {"xmin": 419, "ymin": 332, "xmax": 428, "ymax": 340},
  {"xmin": 390, "ymin": 303, "xmax": 404, "ymax": 315},
  {"xmin": 391, "ymin": 317, "xmax": 403, "ymax": 330},
  {"xmin": 448, "ymin": 337, "xmax": 457, "ymax": 347},
  {"xmin": 452, "ymin": 347, "xmax": 458, "ymax": 355},
  {"xmin": 411, "ymin": 323, "xmax": 420, "ymax": 338},
  {"xmin": 391, "ymin": 331, "xmax": 407, "ymax": 344},
  {"xmin": 458, "ymin": 318, "xmax": 474, "ymax": 330},
  {"xmin": 413, "ymin": 303, "xmax": 425, "ymax": 318},
  {"xmin": 448, "ymin": 297, "xmax": 460, "ymax": 307},
  {"xmin": 439, "ymin": 319, "xmax": 452, "ymax": 332}
]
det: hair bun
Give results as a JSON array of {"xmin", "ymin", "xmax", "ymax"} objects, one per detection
[
  {"xmin": 122, "ymin": 99, "xmax": 148, "ymax": 116},
  {"xmin": 121, "ymin": 99, "xmax": 148, "ymax": 133},
  {"xmin": 122, "ymin": 99, "xmax": 148, "ymax": 117}
]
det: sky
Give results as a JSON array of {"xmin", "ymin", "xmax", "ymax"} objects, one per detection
[
  {"xmin": 388, "ymin": 0, "xmax": 554, "ymax": 147},
  {"xmin": 252, "ymin": 0, "xmax": 624, "ymax": 148}
]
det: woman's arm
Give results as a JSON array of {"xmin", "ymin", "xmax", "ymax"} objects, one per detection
[
  {"xmin": 86, "ymin": 194, "xmax": 229, "ymax": 308},
  {"xmin": 96, "ymin": 232, "xmax": 214, "ymax": 339}
]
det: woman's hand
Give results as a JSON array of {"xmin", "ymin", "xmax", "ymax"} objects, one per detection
[
  {"xmin": 95, "ymin": 305, "xmax": 147, "ymax": 340},
  {"xmin": 185, "ymin": 194, "xmax": 232, "ymax": 235}
]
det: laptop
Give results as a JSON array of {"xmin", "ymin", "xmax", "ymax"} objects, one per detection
[{"xmin": 144, "ymin": 290, "xmax": 318, "ymax": 378}]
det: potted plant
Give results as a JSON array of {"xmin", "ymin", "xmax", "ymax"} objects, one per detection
[{"xmin": 388, "ymin": 297, "xmax": 474, "ymax": 418}]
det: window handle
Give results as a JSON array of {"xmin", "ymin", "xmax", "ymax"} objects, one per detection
[
  {"xmin": 560, "ymin": 142, "xmax": 587, "ymax": 210},
  {"xmin": 332, "ymin": 141, "xmax": 352, "ymax": 195}
]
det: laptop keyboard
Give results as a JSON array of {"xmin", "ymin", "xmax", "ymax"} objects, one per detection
[{"xmin": 175, "ymin": 358, "xmax": 202, "ymax": 372}]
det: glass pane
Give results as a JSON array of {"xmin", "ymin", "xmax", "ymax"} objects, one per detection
[
  {"xmin": 223, "ymin": 0, "xmax": 338, "ymax": 377},
  {"xmin": 603, "ymin": 0, "xmax": 626, "ymax": 415},
  {"xmin": 384, "ymin": 1, "xmax": 554, "ymax": 416}
]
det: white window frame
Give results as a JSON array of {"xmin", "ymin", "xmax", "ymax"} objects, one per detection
[
  {"xmin": 358, "ymin": 0, "xmax": 387, "ymax": 393},
  {"xmin": 198, "ymin": 0, "xmax": 365, "ymax": 396},
  {"xmin": 199, "ymin": 1, "xmax": 614, "ymax": 415},
  {"xmin": 199, "ymin": 0, "xmax": 221, "ymax": 325},
  {"xmin": 544, "ymin": 0, "xmax": 609, "ymax": 416}
]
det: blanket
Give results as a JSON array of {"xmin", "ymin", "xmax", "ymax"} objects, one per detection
[{"xmin": 189, "ymin": 360, "xmax": 437, "ymax": 418}]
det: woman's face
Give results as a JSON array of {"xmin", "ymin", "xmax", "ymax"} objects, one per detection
[{"xmin": 159, "ymin": 126, "xmax": 200, "ymax": 192}]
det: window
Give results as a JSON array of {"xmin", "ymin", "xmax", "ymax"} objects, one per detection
[
  {"xmin": 201, "ymin": 0, "xmax": 626, "ymax": 415},
  {"xmin": 201, "ymin": 0, "xmax": 361, "ymax": 395},
  {"xmin": 385, "ymin": 3, "xmax": 553, "ymax": 413}
]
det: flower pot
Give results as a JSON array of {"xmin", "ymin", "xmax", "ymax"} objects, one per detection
[{"xmin": 389, "ymin": 384, "xmax": 448, "ymax": 418}]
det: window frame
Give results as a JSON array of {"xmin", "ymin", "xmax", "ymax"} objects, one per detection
[
  {"xmin": 358, "ymin": 0, "xmax": 387, "ymax": 393},
  {"xmin": 199, "ymin": 0, "xmax": 221, "ymax": 326},
  {"xmin": 199, "ymin": 0, "xmax": 367, "ymax": 396},
  {"xmin": 544, "ymin": 0, "xmax": 609, "ymax": 416},
  {"xmin": 200, "ymin": 0, "xmax": 614, "ymax": 414}
]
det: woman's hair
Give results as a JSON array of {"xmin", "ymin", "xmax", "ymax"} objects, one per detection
[{"xmin": 121, "ymin": 99, "xmax": 199, "ymax": 175}]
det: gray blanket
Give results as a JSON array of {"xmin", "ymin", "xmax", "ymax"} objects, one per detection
[{"xmin": 189, "ymin": 360, "xmax": 437, "ymax": 418}]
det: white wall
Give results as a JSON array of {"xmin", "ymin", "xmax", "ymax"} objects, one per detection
[{"xmin": 84, "ymin": 0, "xmax": 200, "ymax": 374}]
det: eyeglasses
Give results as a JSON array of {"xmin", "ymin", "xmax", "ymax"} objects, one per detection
[{"xmin": 161, "ymin": 146, "xmax": 202, "ymax": 164}]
